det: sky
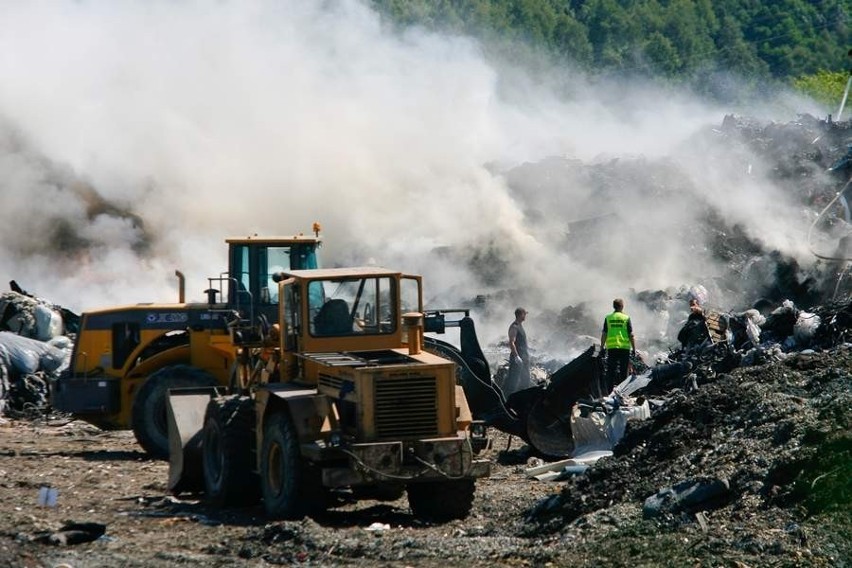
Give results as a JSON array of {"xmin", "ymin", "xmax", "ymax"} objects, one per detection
[{"xmin": 0, "ymin": 0, "xmax": 833, "ymax": 358}]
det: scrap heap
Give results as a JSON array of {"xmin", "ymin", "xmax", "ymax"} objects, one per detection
[{"xmin": 0, "ymin": 287, "xmax": 76, "ymax": 419}]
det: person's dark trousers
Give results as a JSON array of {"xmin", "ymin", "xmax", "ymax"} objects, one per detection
[{"xmin": 605, "ymin": 348, "xmax": 630, "ymax": 393}]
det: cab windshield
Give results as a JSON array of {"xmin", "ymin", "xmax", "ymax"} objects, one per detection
[{"xmin": 308, "ymin": 276, "xmax": 396, "ymax": 337}]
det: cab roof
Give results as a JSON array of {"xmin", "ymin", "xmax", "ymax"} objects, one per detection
[
  {"xmin": 283, "ymin": 267, "xmax": 402, "ymax": 279},
  {"xmin": 225, "ymin": 235, "xmax": 321, "ymax": 245}
]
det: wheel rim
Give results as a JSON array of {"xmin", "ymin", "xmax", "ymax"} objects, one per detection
[{"xmin": 267, "ymin": 441, "xmax": 283, "ymax": 497}]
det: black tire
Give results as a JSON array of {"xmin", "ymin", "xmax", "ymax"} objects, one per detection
[
  {"xmin": 131, "ymin": 365, "xmax": 217, "ymax": 459},
  {"xmin": 203, "ymin": 395, "xmax": 259, "ymax": 507},
  {"xmin": 407, "ymin": 479, "xmax": 475, "ymax": 521},
  {"xmin": 260, "ymin": 411, "xmax": 321, "ymax": 519}
]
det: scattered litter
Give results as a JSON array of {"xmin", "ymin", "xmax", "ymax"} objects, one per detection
[
  {"xmin": 31, "ymin": 522, "xmax": 106, "ymax": 546},
  {"xmin": 37, "ymin": 486, "xmax": 58, "ymax": 507},
  {"xmin": 526, "ymin": 450, "xmax": 609, "ymax": 481},
  {"xmin": 643, "ymin": 478, "xmax": 731, "ymax": 519},
  {"xmin": 365, "ymin": 522, "xmax": 391, "ymax": 532},
  {"xmin": 695, "ymin": 511, "xmax": 709, "ymax": 532}
]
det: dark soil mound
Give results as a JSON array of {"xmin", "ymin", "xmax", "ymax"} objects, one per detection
[{"xmin": 524, "ymin": 348, "xmax": 851, "ymax": 566}]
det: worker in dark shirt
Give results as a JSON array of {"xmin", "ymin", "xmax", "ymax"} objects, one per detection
[{"xmin": 504, "ymin": 307, "xmax": 531, "ymax": 395}]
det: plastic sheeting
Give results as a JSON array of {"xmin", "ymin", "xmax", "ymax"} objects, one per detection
[
  {"xmin": 0, "ymin": 331, "xmax": 67, "ymax": 376},
  {"xmin": 567, "ymin": 395, "xmax": 652, "ymax": 460},
  {"xmin": 0, "ymin": 291, "xmax": 76, "ymax": 417},
  {"xmin": 794, "ymin": 310, "xmax": 821, "ymax": 344},
  {"xmin": 0, "ymin": 292, "xmax": 65, "ymax": 341},
  {"xmin": 742, "ymin": 309, "xmax": 764, "ymax": 346},
  {"xmin": 34, "ymin": 304, "xmax": 63, "ymax": 341}
]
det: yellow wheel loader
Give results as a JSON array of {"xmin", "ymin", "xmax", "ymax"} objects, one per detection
[
  {"xmin": 167, "ymin": 267, "xmax": 490, "ymax": 521},
  {"xmin": 50, "ymin": 228, "xmax": 322, "ymax": 459}
]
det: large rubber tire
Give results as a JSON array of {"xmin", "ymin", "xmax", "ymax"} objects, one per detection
[
  {"xmin": 260, "ymin": 412, "xmax": 321, "ymax": 519},
  {"xmin": 202, "ymin": 395, "xmax": 259, "ymax": 507},
  {"xmin": 131, "ymin": 365, "xmax": 217, "ymax": 459},
  {"xmin": 407, "ymin": 479, "xmax": 475, "ymax": 521}
]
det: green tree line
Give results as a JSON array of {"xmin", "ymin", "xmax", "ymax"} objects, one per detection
[{"xmin": 370, "ymin": 0, "xmax": 851, "ymax": 104}]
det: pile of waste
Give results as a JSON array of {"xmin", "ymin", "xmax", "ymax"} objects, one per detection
[
  {"xmin": 462, "ymin": 265, "xmax": 850, "ymax": 453},
  {"xmin": 522, "ymin": 344, "xmax": 850, "ymax": 563},
  {"xmin": 506, "ymin": 280, "xmax": 851, "ymax": 563},
  {"xmin": 457, "ymin": 251, "xmax": 850, "ymax": 562},
  {"xmin": 0, "ymin": 287, "xmax": 76, "ymax": 418}
]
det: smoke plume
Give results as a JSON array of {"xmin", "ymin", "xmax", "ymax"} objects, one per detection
[{"xmin": 0, "ymin": 1, "xmax": 832, "ymax": 356}]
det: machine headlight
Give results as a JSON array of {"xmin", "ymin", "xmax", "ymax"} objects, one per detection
[{"xmin": 470, "ymin": 421, "xmax": 487, "ymax": 438}]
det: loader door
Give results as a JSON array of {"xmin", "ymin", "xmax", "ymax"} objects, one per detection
[
  {"xmin": 277, "ymin": 278, "xmax": 298, "ymax": 352},
  {"xmin": 278, "ymin": 277, "xmax": 301, "ymax": 382},
  {"xmin": 258, "ymin": 246, "xmax": 295, "ymax": 324}
]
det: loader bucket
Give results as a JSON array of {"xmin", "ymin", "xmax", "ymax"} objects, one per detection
[
  {"xmin": 423, "ymin": 316, "xmax": 604, "ymax": 458},
  {"xmin": 166, "ymin": 386, "xmax": 219, "ymax": 494},
  {"xmin": 525, "ymin": 392, "xmax": 575, "ymax": 458},
  {"xmin": 457, "ymin": 316, "xmax": 497, "ymax": 409},
  {"xmin": 523, "ymin": 345, "xmax": 604, "ymax": 458},
  {"xmin": 425, "ymin": 335, "xmax": 511, "ymax": 418},
  {"xmin": 424, "ymin": 315, "xmax": 522, "ymax": 428}
]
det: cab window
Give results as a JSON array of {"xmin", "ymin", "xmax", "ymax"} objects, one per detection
[
  {"xmin": 112, "ymin": 322, "xmax": 140, "ymax": 369},
  {"xmin": 309, "ymin": 277, "xmax": 396, "ymax": 336},
  {"xmin": 263, "ymin": 247, "xmax": 293, "ymax": 304}
]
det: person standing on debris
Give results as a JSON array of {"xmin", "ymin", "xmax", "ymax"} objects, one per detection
[
  {"xmin": 505, "ymin": 307, "xmax": 531, "ymax": 396},
  {"xmin": 688, "ymin": 297, "xmax": 704, "ymax": 318},
  {"xmin": 600, "ymin": 298, "xmax": 636, "ymax": 392},
  {"xmin": 678, "ymin": 297, "xmax": 708, "ymax": 349}
]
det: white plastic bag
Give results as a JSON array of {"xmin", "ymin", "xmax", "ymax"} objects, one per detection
[
  {"xmin": 35, "ymin": 304, "xmax": 63, "ymax": 341},
  {"xmin": 794, "ymin": 312, "xmax": 820, "ymax": 344},
  {"xmin": 745, "ymin": 318, "xmax": 761, "ymax": 346},
  {"xmin": 0, "ymin": 331, "xmax": 68, "ymax": 375}
]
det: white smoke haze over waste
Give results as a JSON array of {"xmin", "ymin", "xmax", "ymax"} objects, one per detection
[{"xmin": 0, "ymin": 0, "xmax": 824, "ymax": 356}]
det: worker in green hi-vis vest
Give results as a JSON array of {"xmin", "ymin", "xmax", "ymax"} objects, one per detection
[{"xmin": 600, "ymin": 298, "xmax": 636, "ymax": 394}]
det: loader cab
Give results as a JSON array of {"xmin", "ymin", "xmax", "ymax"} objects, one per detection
[
  {"xmin": 224, "ymin": 235, "xmax": 321, "ymax": 325},
  {"xmin": 275, "ymin": 267, "xmax": 423, "ymax": 367}
]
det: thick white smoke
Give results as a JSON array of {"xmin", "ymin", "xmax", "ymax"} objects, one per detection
[{"xmin": 0, "ymin": 0, "xmax": 827, "ymax": 355}]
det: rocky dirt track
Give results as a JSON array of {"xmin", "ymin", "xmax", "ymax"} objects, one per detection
[{"xmin": 1, "ymin": 344, "xmax": 850, "ymax": 568}]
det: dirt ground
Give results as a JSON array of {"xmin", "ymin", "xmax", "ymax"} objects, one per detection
[
  {"xmin": 0, "ymin": 347, "xmax": 849, "ymax": 568},
  {"xmin": 0, "ymin": 422, "xmax": 556, "ymax": 568}
]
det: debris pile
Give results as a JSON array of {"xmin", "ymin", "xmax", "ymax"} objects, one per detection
[
  {"xmin": 0, "ymin": 288, "xmax": 75, "ymax": 418},
  {"xmin": 0, "ymin": 287, "xmax": 68, "ymax": 341},
  {"xmin": 523, "ymin": 347, "xmax": 850, "ymax": 564},
  {"xmin": 509, "ymin": 233, "xmax": 852, "ymax": 563},
  {"xmin": 473, "ymin": 110, "xmax": 852, "ymax": 563}
]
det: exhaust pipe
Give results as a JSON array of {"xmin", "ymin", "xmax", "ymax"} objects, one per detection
[{"xmin": 175, "ymin": 270, "xmax": 185, "ymax": 303}]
